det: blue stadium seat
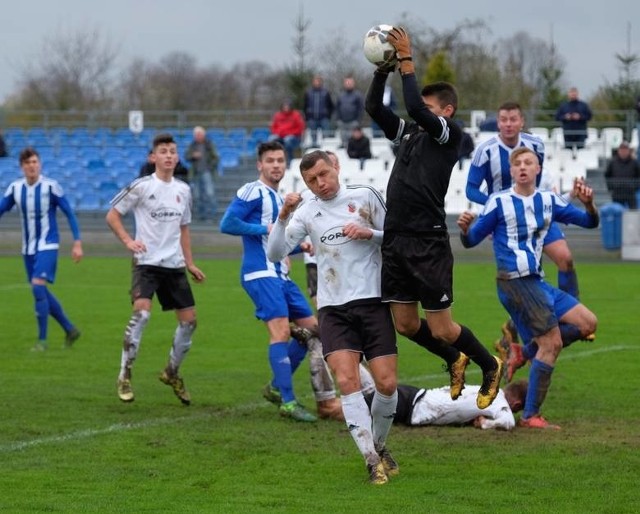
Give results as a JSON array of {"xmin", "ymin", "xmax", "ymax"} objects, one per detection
[
  {"xmin": 250, "ymin": 127, "xmax": 271, "ymax": 143},
  {"xmin": 218, "ymin": 149, "xmax": 241, "ymax": 175},
  {"xmin": 75, "ymin": 192, "xmax": 102, "ymax": 211}
]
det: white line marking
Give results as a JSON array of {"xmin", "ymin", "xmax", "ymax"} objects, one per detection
[{"xmin": 1, "ymin": 344, "xmax": 635, "ymax": 454}]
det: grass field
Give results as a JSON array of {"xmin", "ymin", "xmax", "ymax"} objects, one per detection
[{"xmin": 0, "ymin": 255, "xmax": 638, "ymax": 513}]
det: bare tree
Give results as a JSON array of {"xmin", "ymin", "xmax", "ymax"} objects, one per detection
[{"xmin": 13, "ymin": 26, "xmax": 119, "ymax": 110}]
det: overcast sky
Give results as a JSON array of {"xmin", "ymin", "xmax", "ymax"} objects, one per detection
[{"xmin": 0, "ymin": 0, "xmax": 638, "ymax": 104}]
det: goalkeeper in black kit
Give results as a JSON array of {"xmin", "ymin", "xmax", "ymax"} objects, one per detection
[{"xmin": 365, "ymin": 26, "xmax": 502, "ymax": 409}]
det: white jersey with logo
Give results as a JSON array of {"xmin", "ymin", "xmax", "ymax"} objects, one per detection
[
  {"xmin": 411, "ymin": 385, "xmax": 515, "ymax": 430},
  {"xmin": 111, "ymin": 174, "xmax": 192, "ymax": 268},
  {"xmin": 268, "ymin": 184, "xmax": 386, "ymax": 309}
]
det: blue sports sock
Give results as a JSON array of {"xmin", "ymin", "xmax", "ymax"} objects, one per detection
[
  {"xmin": 269, "ymin": 342, "xmax": 295, "ymax": 404},
  {"xmin": 32, "ymin": 284, "xmax": 49, "ymax": 341},
  {"xmin": 559, "ymin": 323, "xmax": 582, "ymax": 348},
  {"xmin": 522, "ymin": 341, "xmax": 538, "ymax": 361},
  {"xmin": 558, "ymin": 270, "xmax": 579, "ymax": 299},
  {"xmin": 46, "ymin": 289, "xmax": 73, "ymax": 332},
  {"xmin": 287, "ymin": 338, "xmax": 308, "ymax": 375},
  {"xmin": 523, "ymin": 359, "xmax": 554, "ymax": 419}
]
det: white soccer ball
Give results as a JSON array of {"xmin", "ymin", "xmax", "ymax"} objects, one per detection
[{"xmin": 363, "ymin": 24, "xmax": 397, "ymax": 67}]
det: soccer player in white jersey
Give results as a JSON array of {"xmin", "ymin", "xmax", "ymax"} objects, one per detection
[
  {"xmin": 267, "ymin": 150, "xmax": 398, "ymax": 485},
  {"xmin": 357, "ymin": 364, "xmax": 522, "ymax": 430},
  {"xmin": 466, "ymin": 102, "xmax": 582, "ymax": 306},
  {"xmin": 220, "ymin": 141, "xmax": 338, "ymax": 423},
  {"xmin": 457, "ymin": 147, "xmax": 598, "ymax": 429},
  {"xmin": 106, "ymin": 133, "xmax": 205, "ymax": 405},
  {"xmin": 0, "ymin": 147, "xmax": 83, "ymax": 351}
]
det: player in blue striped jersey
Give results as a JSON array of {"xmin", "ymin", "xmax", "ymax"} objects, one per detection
[
  {"xmin": 0, "ymin": 147, "xmax": 83, "ymax": 351},
  {"xmin": 458, "ymin": 147, "xmax": 598, "ymax": 429},
  {"xmin": 466, "ymin": 102, "xmax": 581, "ymax": 304},
  {"xmin": 220, "ymin": 141, "xmax": 336, "ymax": 423}
]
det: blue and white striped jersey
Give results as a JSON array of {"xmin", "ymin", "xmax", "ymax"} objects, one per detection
[
  {"xmin": 462, "ymin": 188, "xmax": 598, "ymax": 279},
  {"xmin": 0, "ymin": 176, "xmax": 81, "ymax": 255},
  {"xmin": 466, "ymin": 133, "xmax": 545, "ymax": 205},
  {"xmin": 219, "ymin": 179, "xmax": 289, "ymax": 282}
]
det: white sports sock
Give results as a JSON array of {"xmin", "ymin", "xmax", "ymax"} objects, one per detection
[
  {"xmin": 119, "ymin": 310, "xmax": 150, "ymax": 380},
  {"xmin": 358, "ymin": 364, "xmax": 376, "ymax": 395},
  {"xmin": 307, "ymin": 336, "xmax": 336, "ymax": 401},
  {"xmin": 371, "ymin": 389, "xmax": 397, "ymax": 450},
  {"xmin": 341, "ymin": 390, "xmax": 378, "ymax": 465},
  {"xmin": 168, "ymin": 320, "xmax": 196, "ymax": 372}
]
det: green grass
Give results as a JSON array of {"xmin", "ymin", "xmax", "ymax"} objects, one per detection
[{"xmin": 0, "ymin": 256, "xmax": 638, "ymax": 513}]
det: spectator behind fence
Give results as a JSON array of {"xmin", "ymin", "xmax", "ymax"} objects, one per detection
[
  {"xmin": 303, "ymin": 75, "xmax": 334, "ymax": 148},
  {"xmin": 555, "ymin": 87, "xmax": 592, "ymax": 150},
  {"xmin": 336, "ymin": 76, "xmax": 365, "ymax": 149},
  {"xmin": 0, "ymin": 130, "xmax": 7, "ymax": 157},
  {"xmin": 346, "ymin": 126, "xmax": 372, "ymax": 167},
  {"xmin": 604, "ymin": 141, "xmax": 640, "ymax": 209},
  {"xmin": 268, "ymin": 99, "xmax": 305, "ymax": 167},
  {"xmin": 185, "ymin": 126, "xmax": 219, "ymax": 221},
  {"xmin": 635, "ymin": 95, "xmax": 640, "ymax": 157}
]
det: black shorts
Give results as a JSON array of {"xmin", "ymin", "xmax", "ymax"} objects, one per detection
[
  {"xmin": 305, "ymin": 263, "xmax": 318, "ymax": 299},
  {"xmin": 131, "ymin": 265, "xmax": 195, "ymax": 311},
  {"xmin": 381, "ymin": 232, "xmax": 454, "ymax": 311},
  {"xmin": 318, "ymin": 301, "xmax": 397, "ymax": 361}
]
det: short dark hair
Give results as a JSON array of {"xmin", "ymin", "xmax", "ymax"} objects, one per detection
[
  {"xmin": 152, "ymin": 133, "xmax": 176, "ymax": 149},
  {"xmin": 257, "ymin": 141, "xmax": 285, "ymax": 160},
  {"xmin": 498, "ymin": 101, "xmax": 523, "ymax": 114},
  {"xmin": 299, "ymin": 150, "xmax": 332, "ymax": 174},
  {"xmin": 19, "ymin": 147, "xmax": 39, "ymax": 164},
  {"xmin": 421, "ymin": 82, "xmax": 458, "ymax": 116}
]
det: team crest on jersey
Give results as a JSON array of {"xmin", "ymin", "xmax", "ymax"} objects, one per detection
[
  {"xmin": 347, "ymin": 202, "xmax": 356, "ymax": 213},
  {"xmin": 176, "ymin": 195, "xmax": 180, "ymax": 203}
]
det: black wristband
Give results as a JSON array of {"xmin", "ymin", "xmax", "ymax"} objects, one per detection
[{"xmin": 398, "ymin": 56, "xmax": 413, "ymax": 62}]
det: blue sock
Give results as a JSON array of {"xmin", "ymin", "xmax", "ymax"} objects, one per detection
[
  {"xmin": 46, "ymin": 289, "xmax": 73, "ymax": 332},
  {"xmin": 523, "ymin": 359, "xmax": 554, "ymax": 419},
  {"xmin": 558, "ymin": 270, "xmax": 579, "ymax": 299},
  {"xmin": 287, "ymin": 338, "xmax": 308, "ymax": 375},
  {"xmin": 269, "ymin": 342, "xmax": 295, "ymax": 404},
  {"xmin": 522, "ymin": 341, "xmax": 538, "ymax": 361},
  {"xmin": 559, "ymin": 323, "xmax": 582, "ymax": 348},
  {"xmin": 32, "ymin": 284, "xmax": 49, "ymax": 341}
]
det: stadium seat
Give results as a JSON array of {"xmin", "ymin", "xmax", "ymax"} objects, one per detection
[
  {"xmin": 75, "ymin": 192, "xmax": 102, "ymax": 211},
  {"xmin": 219, "ymin": 149, "xmax": 241, "ymax": 175},
  {"xmin": 250, "ymin": 127, "xmax": 271, "ymax": 143}
]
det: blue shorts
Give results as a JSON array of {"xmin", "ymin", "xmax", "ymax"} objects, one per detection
[
  {"xmin": 496, "ymin": 275, "xmax": 578, "ymax": 344},
  {"xmin": 242, "ymin": 277, "xmax": 313, "ymax": 322},
  {"xmin": 23, "ymin": 250, "xmax": 58, "ymax": 283},
  {"xmin": 543, "ymin": 222, "xmax": 565, "ymax": 246}
]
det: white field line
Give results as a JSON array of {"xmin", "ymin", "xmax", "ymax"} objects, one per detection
[{"xmin": 1, "ymin": 344, "xmax": 635, "ymax": 454}]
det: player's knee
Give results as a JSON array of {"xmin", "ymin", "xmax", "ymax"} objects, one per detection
[
  {"xmin": 394, "ymin": 319, "xmax": 420, "ymax": 338},
  {"xmin": 376, "ymin": 377, "xmax": 397, "ymax": 396},
  {"xmin": 334, "ymin": 372, "xmax": 360, "ymax": 395},
  {"xmin": 581, "ymin": 312, "xmax": 597, "ymax": 336}
]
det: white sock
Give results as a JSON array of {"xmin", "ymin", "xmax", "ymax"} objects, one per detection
[
  {"xmin": 119, "ymin": 310, "xmax": 150, "ymax": 380},
  {"xmin": 371, "ymin": 389, "xmax": 397, "ymax": 450},
  {"xmin": 308, "ymin": 336, "xmax": 336, "ymax": 401},
  {"xmin": 168, "ymin": 320, "xmax": 196, "ymax": 372},
  {"xmin": 341, "ymin": 390, "xmax": 378, "ymax": 465},
  {"xmin": 359, "ymin": 364, "xmax": 376, "ymax": 395}
]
